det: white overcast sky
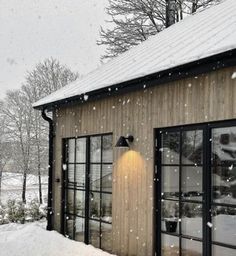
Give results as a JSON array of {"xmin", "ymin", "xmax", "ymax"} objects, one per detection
[{"xmin": 0, "ymin": 0, "xmax": 109, "ymax": 99}]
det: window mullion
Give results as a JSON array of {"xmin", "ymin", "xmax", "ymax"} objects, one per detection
[
  {"xmin": 155, "ymin": 130, "xmax": 162, "ymax": 256},
  {"xmin": 203, "ymin": 126, "xmax": 212, "ymax": 256},
  {"xmin": 99, "ymin": 136, "xmax": 103, "ymax": 249},
  {"xmin": 85, "ymin": 137, "xmax": 90, "ymax": 244},
  {"xmin": 179, "ymin": 129, "xmax": 182, "ymax": 256}
]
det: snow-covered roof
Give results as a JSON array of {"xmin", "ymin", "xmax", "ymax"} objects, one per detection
[{"xmin": 33, "ymin": 0, "xmax": 236, "ymax": 109}]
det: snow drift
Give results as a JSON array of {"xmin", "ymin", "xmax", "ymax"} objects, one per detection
[{"xmin": 0, "ymin": 222, "xmax": 115, "ymax": 256}]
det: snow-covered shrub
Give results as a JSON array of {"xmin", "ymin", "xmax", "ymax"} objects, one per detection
[
  {"xmin": 0, "ymin": 203, "xmax": 8, "ymax": 224},
  {"xmin": 7, "ymin": 199, "xmax": 26, "ymax": 224},
  {"xmin": 0, "ymin": 199, "xmax": 47, "ymax": 225},
  {"xmin": 27, "ymin": 199, "xmax": 46, "ymax": 221}
]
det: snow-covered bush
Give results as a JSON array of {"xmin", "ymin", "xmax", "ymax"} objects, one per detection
[
  {"xmin": 0, "ymin": 203, "xmax": 8, "ymax": 225},
  {"xmin": 27, "ymin": 199, "xmax": 46, "ymax": 221},
  {"xmin": 0, "ymin": 199, "xmax": 47, "ymax": 225},
  {"xmin": 7, "ymin": 200, "xmax": 26, "ymax": 224}
]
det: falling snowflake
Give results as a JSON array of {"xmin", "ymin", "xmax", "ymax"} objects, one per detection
[
  {"xmin": 231, "ymin": 72, "xmax": 236, "ymax": 79},
  {"xmin": 207, "ymin": 222, "xmax": 213, "ymax": 228}
]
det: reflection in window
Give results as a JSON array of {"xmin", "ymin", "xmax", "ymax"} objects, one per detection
[
  {"xmin": 76, "ymin": 138, "xmax": 86, "ymax": 163},
  {"xmin": 161, "ymin": 200, "xmax": 179, "ymax": 234},
  {"xmin": 66, "ymin": 189, "xmax": 74, "ymax": 214},
  {"xmin": 212, "ymin": 127, "xmax": 236, "ymax": 166},
  {"xmin": 68, "ymin": 164, "xmax": 75, "ymax": 183},
  {"xmin": 102, "ymin": 135, "xmax": 113, "ymax": 163},
  {"xmin": 90, "ymin": 136, "xmax": 101, "ymax": 163},
  {"xmin": 161, "ymin": 132, "xmax": 180, "ymax": 165},
  {"xmin": 212, "ymin": 206, "xmax": 236, "ymax": 246},
  {"xmin": 159, "ymin": 125, "xmax": 236, "ymax": 256},
  {"xmin": 88, "ymin": 135, "xmax": 113, "ymax": 252},
  {"xmin": 161, "ymin": 234, "xmax": 179, "ymax": 256},
  {"xmin": 213, "ymin": 245, "xmax": 236, "ymax": 256},
  {"xmin": 162, "ymin": 167, "xmax": 179, "ymax": 199},
  {"xmin": 182, "ymin": 130, "xmax": 203, "ymax": 165},
  {"xmin": 212, "ymin": 127, "xmax": 236, "ymax": 204},
  {"xmin": 90, "ymin": 165, "xmax": 101, "ymax": 191},
  {"xmin": 89, "ymin": 220, "xmax": 100, "ymax": 248},
  {"xmin": 182, "ymin": 203, "xmax": 202, "ymax": 238},
  {"xmin": 89, "ymin": 192, "xmax": 100, "ymax": 219},
  {"xmin": 75, "ymin": 217, "xmax": 85, "ymax": 242},
  {"xmin": 182, "ymin": 167, "xmax": 203, "ymax": 201},
  {"xmin": 66, "ymin": 215, "xmax": 74, "ymax": 239},
  {"xmin": 102, "ymin": 165, "xmax": 112, "ymax": 192},
  {"xmin": 101, "ymin": 223, "xmax": 112, "ymax": 252},
  {"xmin": 75, "ymin": 165, "xmax": 86, "ymax": 188},
  {"xmin": 75, "ymin": 190, "xmax": 85, "ymax": 216},
  {"xmin": 68, "ymin": 139, "xmax": 75, "ymax": 163},
  {"xmin": 64, "ymin": 134, "xmax": 113, "ymax": 252},
  {"xmin": 182, "ymin": 238, "xmax": 202, "ymax": 256},
  {"xmin": 160, "ymin": 128, "xmax": 203, "ymax": 256},
  {"xmin": 101, "ymin": 193, "xmax": 112, "ymax": 221}
]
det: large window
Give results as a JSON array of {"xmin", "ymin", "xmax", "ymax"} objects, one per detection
[
  {"xmin": 62, "ymin": 134, "xmax": 113, "ymax": 252},
  {"xmin": 155, "ymin": 121, "xmax": 236, "ymax": 256}
]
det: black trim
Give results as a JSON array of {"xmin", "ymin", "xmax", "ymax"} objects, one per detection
[
  {"xmin": 84, "ymin": 136, "xmax": 90, "ymax": 244},
  {"xmin": 41, "ymin": 108, "xmax": 54, "ymax": 231},
  {"xmin": 60, "ymin": 139, "xmax": 67, "ymax": 234},
  {"xmin": 34, "ymin": 49, "xmax": 236, "ymax": 111}
]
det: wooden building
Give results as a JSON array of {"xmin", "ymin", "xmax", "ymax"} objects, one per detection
[{"xmin": 33, "ymin": 1, "xmax": 236, "ymax": 255}]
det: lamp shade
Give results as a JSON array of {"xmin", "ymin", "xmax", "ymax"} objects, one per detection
[{"xmin": 115, "ymin": 136, "xmax": 129, "ymax": 148}]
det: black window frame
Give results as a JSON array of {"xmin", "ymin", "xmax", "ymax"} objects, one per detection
[
  {"xmin": 61, "ymin": 133, "xmax": 113, "ymax": 251},
  {"xmin": 154, "ymin": 119, "xmax": 236, "ymax": 256}
]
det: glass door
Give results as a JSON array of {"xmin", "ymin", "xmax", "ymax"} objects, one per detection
[
  {"xmin": 211, "ymin": 126, "xmax": 236, "ymax": 256},
  {"xmin": 155, "ymin": 122, "xmax": 236, "ymax": 256},
  {"xmin": 159, "ymin": 128, "xmax": 204, "ymax": 256}
]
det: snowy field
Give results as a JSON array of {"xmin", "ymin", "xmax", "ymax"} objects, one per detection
[
  {"xmin": 0, "ymin": 222, "xmax": 115, "ymax": 256},
  {"xmin": 0, "ymin": 172, "xmax": 48, "ymax": 204}
]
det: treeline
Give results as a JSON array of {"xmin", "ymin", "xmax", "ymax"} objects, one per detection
[{"xmin": 0, "ymin": 58, "xmax": 78, "ymax": 204}]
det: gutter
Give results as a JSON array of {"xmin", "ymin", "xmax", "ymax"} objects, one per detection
[{"xmin": 41, "ymin": 108, "xmax": 54, "ymax": 231}]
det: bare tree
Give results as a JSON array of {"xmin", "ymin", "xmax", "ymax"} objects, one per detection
[
  {"xmin": 1, "ymin": 58, "xmax": 78, "ymax": 204},
  {"xmin": 2, "ymin": 90, "xmax": 33, "ymax": 203},
  {"xmin": 98, "ymin": 0, "xmax": 221, "ymax": 59},
  {"xmin": 23, "ymin": 58, "xmax": 79, "ymax": 204},
  {"xmin": 25, "ymin": 58, "xmax": 79, "ymax": 98},
  {"xmin": 0, "ymin": 102, "xmax": 12, "ymax": 202}
]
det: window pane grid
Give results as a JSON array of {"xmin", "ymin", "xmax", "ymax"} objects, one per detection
[
  {"xmin": 157, "ymin": 125, "xmax": 236, "ymax": 256},
  {"xmin": 160, "ymin": 129, "xmax": 204, "ymax": 255},
  {"xmin": 63, "ymin": 134, "xmax": 112, "ymax": 252}
]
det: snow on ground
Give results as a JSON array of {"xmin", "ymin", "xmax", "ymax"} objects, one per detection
[
  {"xmin": 0, "ymin": 222, "xmax": 116, "ymax": 256},
  {"xmin": 1, "ymin": 172, "xmax": 48, "ymax": 204}
]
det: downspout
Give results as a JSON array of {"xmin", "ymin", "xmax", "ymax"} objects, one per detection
[{"xmin": 41, "ymin": 108, "xmax": 54, "ymax": 231}]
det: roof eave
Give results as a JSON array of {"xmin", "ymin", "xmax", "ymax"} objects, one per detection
[{"xmin": 34, "ymin": 48, "xmax": 236, "ymax": 111}]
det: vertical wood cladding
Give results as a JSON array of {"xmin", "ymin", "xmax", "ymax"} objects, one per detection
[{"xmin": 52, "ymin": 66, "xmax": 236, "ymax": 256}]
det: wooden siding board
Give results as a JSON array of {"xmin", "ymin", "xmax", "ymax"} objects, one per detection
[{"xmin": 52, "ymin": 66, "xmax": 236, "ymax": 256}]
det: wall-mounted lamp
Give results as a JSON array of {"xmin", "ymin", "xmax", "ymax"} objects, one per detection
[{"xmin": 115, "ymin": 135, "xmax": 134, "ymax": 148}]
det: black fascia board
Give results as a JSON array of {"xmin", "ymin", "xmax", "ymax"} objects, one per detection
[{"xmin": 34, "ymin": 48, "xmax": 236, "ymax": 111}]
